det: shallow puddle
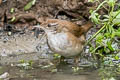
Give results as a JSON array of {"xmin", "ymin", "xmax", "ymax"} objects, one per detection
[{"xmin": 0, "ymin": 61, "xmax": 100, "ymax": 80}]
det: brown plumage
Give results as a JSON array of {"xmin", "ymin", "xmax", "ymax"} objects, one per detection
[{"xmin": 38, "ymin": 18, "xmax": 93, "ymax": 37}]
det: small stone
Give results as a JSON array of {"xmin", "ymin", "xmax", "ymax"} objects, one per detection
[{"xmin": 0, "ymin": 72, "xmax": 9, "ymax": 79}]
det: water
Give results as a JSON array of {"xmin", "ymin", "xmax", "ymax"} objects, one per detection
[{"xmin": 0, "ymin": 61, "xmax": 100, "ymax": 80}]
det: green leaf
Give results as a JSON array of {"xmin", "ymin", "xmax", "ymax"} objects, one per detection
[
  {"xmin": 109, "ymin": 77, "xmax": 116, "ymax": 80},
  {"xmin": 113, "ymin": 18, "xmax": 120, "ymax": 25},
  {"xmin": 111, "ymin": 32, "xmax": 115, "ymax": 38},
  {"xmin": 102, "ymin": 19, "xmax": 109, "ymax": 22},
  {"xmin": 107, "ymin": 41, "xmax": 114, "ymax": 51},
  {"xmin": 112, "ymin": 10, "xmax": 120, "ymax": 25},
  {"xmin": 88, "ymin": 0, "xmax": 94, "ymax": 2},
  {"xmin": 53, "ymin": 53, "xmax": 61, "ymax": 59},
  {"xmin": 114, "ymin": 55, "xmax": 119, "ymax": 60},
  {"xmin": 32, "ymin": 0, "xmax": 36, "ymax": 5},
  {"xmin": 10, "ymin": 8, "xmax": 14, "ymax": 13},
  {"xmin": 19, "ymin": 60, "xmax": 25, "ymax": 63},
  {"xmin": 90, "ymin": 12, "xmax": 100, "ymax": 24},
  {"xmin": 90, "ymin": 46, "xmax": 94, "ymax": 52},
  {"xmin": 103, "ymin": 15, "xmax": 110, "ymax": 19},
  {"xmin": 104, "ymin": 47, "xmax": 110, "ymax": 53},
  {"xmin": 95, "ymin": 1, "xmax": 107, "ymax": 11},
  {"xmin": 111, "ymin": 10, "xmax": 120, "ymax": 18},
  {"xmin": 105, "ymin": 33, "xmax": 111, "ymax": 38},
  {"xmin": 114, "ymin": 32, "xmax": 120, "ymax": 37},
  {"xmin": 10, "ymin": 16, "xmax": 16, "ymax": 22},
  {"xmin": 112, "ymin": 30, "xmax": 120, "ymax": 37},
  {"xmin": 24, "ymin": 0, "xmax": 36, "ymax": 11},
  {"xmin": 96, "ymin": 33, "xmax": 104, "ymax": 43},
  {"xmin": 108, "ymin": 0, "xmax": 116, "ymax": 7}
]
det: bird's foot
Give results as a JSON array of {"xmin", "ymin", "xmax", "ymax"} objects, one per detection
[{"xmin": 72, "ymin": 66, "xmax": 80, "ymax": 73}]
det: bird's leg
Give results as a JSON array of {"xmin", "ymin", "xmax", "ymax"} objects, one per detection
[
  {"xmin": 72, "ymin": 56, "xmax": 80, "ymax": 72},
  {"xmin": 74, "ymin": 56, "xmax": 80, "ymax": 66},
  {"xmin": 60, "ymin": 56, "xmax": 66, "ymax": 64}
]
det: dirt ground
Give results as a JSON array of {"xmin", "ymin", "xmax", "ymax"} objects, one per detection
[{"xmin": 0, "ymin": 0, "xmax": 94, "ymax": 28}]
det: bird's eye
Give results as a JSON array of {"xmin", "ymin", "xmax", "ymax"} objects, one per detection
[{"xmin": 48, "ymin": 24, "xmax": 51, "ymax": 27}]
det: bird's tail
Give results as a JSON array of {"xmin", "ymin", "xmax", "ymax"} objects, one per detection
[{"xmin": 81, "ymin": 21, "xmax": 93, "ymax": 34}]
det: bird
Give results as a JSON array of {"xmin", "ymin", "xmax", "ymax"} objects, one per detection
[{"xmin": 35, "ymin": 19, "xmax": 93, "ymax": 66}]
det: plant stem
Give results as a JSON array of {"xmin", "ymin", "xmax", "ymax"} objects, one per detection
[{"xmin": 85, "ymin": 23, "xmax": 107, "ymax": 46}]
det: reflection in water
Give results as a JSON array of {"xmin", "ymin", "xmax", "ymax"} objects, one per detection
[{"xmin": 0, "ymin": 61, "xmax": 100, "ymax": 80}]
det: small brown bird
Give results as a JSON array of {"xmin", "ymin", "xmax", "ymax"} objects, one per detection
[
  {"xmin": 37, "ymin": 27, "xmax": 85, "ymax": 65},
  {"xmin": 35, "ymin": 19, "xmax": 93, "ymax": 66},
  {"xmin": 35, "ymin": 19, "xmax": 93, "ymax": 64}
]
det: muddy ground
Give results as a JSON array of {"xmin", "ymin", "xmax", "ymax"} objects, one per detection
[{"xmin": 0, "ymin": 0, "xmax": 101, "ymax": 80}]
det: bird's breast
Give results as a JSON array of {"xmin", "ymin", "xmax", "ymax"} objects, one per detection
[{"xmin": 47, "ymin": 32, "xmax": 84, "ymax": 57}]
